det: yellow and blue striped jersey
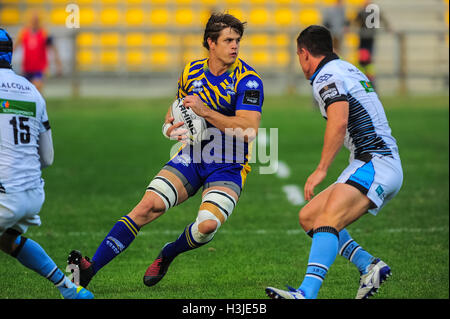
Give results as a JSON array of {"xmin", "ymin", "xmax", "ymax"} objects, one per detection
[
  {"xmin": 176, "ymin": 58, "xmax": 264, "ymax": 164},
  {"xmin": 177, "ymin": 58, "xmax": 264, "ymax": 115}
]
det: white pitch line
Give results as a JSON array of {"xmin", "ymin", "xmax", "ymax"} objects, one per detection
[{"xmin": 28, "ymin": 226, "xmax": 447, "ymax": 239}]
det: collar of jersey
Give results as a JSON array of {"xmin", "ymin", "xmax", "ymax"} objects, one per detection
[
  {"xmin": 309, "ymin": 53, "xmax": 340, "ymax": 85},
  {"xmin": 203, "ymin": 58, "xmax": 238, "ymax": 84}
]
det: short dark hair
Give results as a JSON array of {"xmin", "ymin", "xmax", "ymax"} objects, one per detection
[
  {"xmin": 296, "ymin": 25, "xmax": 333, "ymax": 57},
  {"xmin": 203, "ymin": 13, "xmax": 246, "ymax": 50}
]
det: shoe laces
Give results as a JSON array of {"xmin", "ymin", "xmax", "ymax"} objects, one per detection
[{"xmin": 147, "ymin": 257, "xmax": 163, "ymax": 276}]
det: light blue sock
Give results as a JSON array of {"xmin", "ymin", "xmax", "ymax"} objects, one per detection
[
  {"xmin": 299, "ymin": 227, "xmax": 339, "ymax": 299},
  {"xmin": 338, "ymin": 228, "xmax": 375, "ymax": 274},
  {"xmin": 14, "ymin": 236, "xmax": 68, "ymax": 287}
]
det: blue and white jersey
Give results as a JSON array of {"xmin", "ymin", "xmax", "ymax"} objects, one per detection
[
  {"xmin": 0, "ymin": 68, "xmax": 50, "ymax": 193},
  {"xmin": 310, "ymin": 54, "xmax": 398, "ymax": 161}
]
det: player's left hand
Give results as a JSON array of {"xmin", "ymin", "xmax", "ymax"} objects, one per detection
[
  {"xmin": 184, "ymin": 95, "xmax": 209, "ymax": 118},
  {"xmin": 304, "ymin": 168, "xmax": 327, "ymax": 201}
]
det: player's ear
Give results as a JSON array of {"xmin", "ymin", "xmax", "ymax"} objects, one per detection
[{"xmin": 207, "ymin": 37, "xmax": 215, "ymax": 50}]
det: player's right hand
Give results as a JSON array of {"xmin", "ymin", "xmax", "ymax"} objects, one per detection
[{"xmin": 165, "ymin": 116, "xmax": 188, "ymax": 142}]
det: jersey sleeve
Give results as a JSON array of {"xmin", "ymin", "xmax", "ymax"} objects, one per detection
[
  {"xmin": 176, "ymin": 63, "xmax": 190, "ymax": 99},
  {"xmin": 235, "ymin": 74, "xmax": 264, "ymax": 113},
  {"xmin": 314, "ymin": 74, "xmax": 348, "ymax": 112},
  {"xmin": 37, "ymin": 95, "xmax": 51, "ymax": 134}
]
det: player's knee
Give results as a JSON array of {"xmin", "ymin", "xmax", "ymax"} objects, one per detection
[
  {"xmin": 198, "ymin": 219, "xmax": 218, "ymax": 234},
  {"xmin": 298, "ymin": 206, "xmax": 315, "ymax": 231}
]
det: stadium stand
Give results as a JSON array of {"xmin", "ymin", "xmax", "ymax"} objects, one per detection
[{"xmin": 1, "ymin": 0, "xmax": 448, "ymax": 95}]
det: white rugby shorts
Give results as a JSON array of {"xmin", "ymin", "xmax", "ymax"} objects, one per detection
[
  {"xmin": 0, "ymin": 187, "xmax": 45, "ymax": 235},
  {"xmin": 336, "ymin": 152, "xmax": 403, "ymax": 215}
]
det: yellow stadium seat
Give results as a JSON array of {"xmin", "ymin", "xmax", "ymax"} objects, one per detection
[
  {"xmin": 249, "ymin": 7, "xmax": 270, "ymax": 26},
  {"xmin": 0, "ymin": 7, "xmax": 20, "ymax": 25},
  {"xmin": 298, "ymin": 8, "xmax": 322, "ymax": 26},
  {"xmin": 100, "ymin": 0, "xmax": 118, "ymax": 4},
  {"xmin": 127, "ymin": 0, "xmax": 143, "ymax": 3},
  {"xmin": 79, "ymin": 7, "xmax": 97, "ymax": 26},
  {"xmin": 149, "ymin": 50, "xmax": 171, "ymax": 67},
  {"xmin": 50, "ymin": 7, "xmax": 66, "ymax": 25},
  {"xmin": 322, "ymin": 0, "xmax": 338, "ymax": 5},
  {"xmin": 249, "ymin": 34, "xmax": 269, "ymax": 47},
  {"xmin": 250, "ymin": 0, "xmax": 268, "ymax": 4},
  {"xmin": 199, "ymin": 9, "xmax": 212, "ymax": 25},
  {"xmin": 77, "ymin": 49, "xmax": 97, "ymax": 69},
  {"xmin": 274, "ymin": 33, "xmax": 289, "ymax": 47},
  {"xmin": 100, "ymin": 7, "xmax": 121, "ymax": 26},
  {"xmin": 344, "ymin": 32, "xmax": 359, "ymax": 48},
  {"xmin": 176, "ymin": 0, "xmax": 194, "ymax": 4},
  {"xmin": 274, "ymin": 0, "xmax": 293, "ymax": 4},
  {"xmin": 150, "ymin": 0, "xmax": 169, "ymax": 4},
  {"xmin": 299, "ymin": 0, "xmax": 317, "ymax": 4},
  {"xmin": 126, "ymin": 50, "xmax": 145, "ymax": 69},
  {"xmin": 77, "ymin": 32, "xmax": 98, "ymax": 47},
  {"xmin": 100, "ymin": 50, "xmax": 120, "ymax": 68},
  {"xmin": 100, "ymin": 33, "xmax": 121, "ymax": 47},
  {"xmin": 275, "ymin": 50, "xmax": 290, "ymax": 67},
  {"xmin": 251, "ymin": 50, "xmax": 271, "ymax": 66},
  {"xmin": 226, "ymin": 8, "xmax": 246, "ymax": 22},
  {"xmin": 125, "ymin": 8, "xmax": 145, "ymax": 26},
  {"xmin": 346, "ymin": 0, "xmax": 365, "ymax": 6},
  {"xmin": 149, "ymin": 33, "xmax": 171, "ymax": 47},
  {"xmin": 274, "ymin": 8, "xmax": 294, "ymax": 27},
  {"xmin": 125, "ymin": 33, "xmax": 146, "ymax": 47},
  {"xmin": 75, "ymin": 0, "xmax": 94, "ymax": 3},
  {"xmin": 225, "ymin": 0, "xmax": 243, "ymax": 4},
  {"xmin": 175, "ymin": 8, "xmax": 195, "ymax": 26},
  {"xmin": 200, "ymin": 0, "xmax": 219, "ymax": 5},
  {"xmin": 149, "ymin": 8, "xmax": 170, "ymax": 26},
  {"xmin": 25, "ymin": 0, "xmax": 45, "ymax": 4}
]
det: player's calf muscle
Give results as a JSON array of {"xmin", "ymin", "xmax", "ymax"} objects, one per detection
[{"xmin": 128, "ymin": 193, "xmax": 166, "ymax": 227}]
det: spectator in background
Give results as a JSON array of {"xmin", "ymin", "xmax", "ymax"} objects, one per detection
[
  {"xmin": 13, "ymin": 11, "xmax": 62, "ymax": 93},
  {"xmin": 322, "ymin": 0, "xmax": 349, "ymax": 55},
  {"xmin": 353, "ymin": 0, "xmax": 392, "ymax": 85}
]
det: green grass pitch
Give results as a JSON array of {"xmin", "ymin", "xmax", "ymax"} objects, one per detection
[{"xmin": 0, "ymin": 94, "xmax": 448, "ymax": 299}]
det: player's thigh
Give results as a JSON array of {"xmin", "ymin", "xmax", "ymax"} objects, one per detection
[
  {"xmin": 0, "ymin": 189, "xmax": 43, "ymax": 237},
  {"xmin": 298, "ymin": 183, "xmax": 337, "ymax": 231},
  {"xmin": 314, "ymin": 183, "xmax": 371, "ymax": 231}
]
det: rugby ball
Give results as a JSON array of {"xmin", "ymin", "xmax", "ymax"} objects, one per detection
[{"xmin": 170, "ymin": 98, "xmax": 207, "ymax": 145}]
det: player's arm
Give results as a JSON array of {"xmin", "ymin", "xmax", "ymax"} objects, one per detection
[
  {"xmin": 162, "ymin": 68, "xmax": 190, "ymax": 142},
  {"xmin": 304, "ymin": 100, "xmax": 348, "ymax": 201},
  {"xmin": 38, "ymin": 129, "xmax": 54, "ymax": 169},
  {"xmin": 184, "ymin": 95, "xmax": 261, "ymax": 142}
]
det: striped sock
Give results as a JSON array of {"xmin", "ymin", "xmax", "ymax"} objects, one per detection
[
  {"xmin": 162, "ymin": 223, "xmax": 209, "ymax": 259},
  {"xmin": 91, "ymin": 215, "xmax": 140, "ymax": 274},
  {"xmin": 13, "ymin": 236, "xmax": 67, "ymax": 287},
  {"xmin": 299, "ymin": 227, "xmax": 339, "ymax": 299},
  {"xmin": 338, "ymin": 228, "xmax": 375, "ymax": 274}
]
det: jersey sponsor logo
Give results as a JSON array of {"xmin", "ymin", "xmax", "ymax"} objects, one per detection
[
  {"xmin": 316, "ymin": 73, "xmax": 333, "ymax": 84},
  {"xmin": 0, "ymin": 82, "xmax": 31, "ymax": 91},
  {"xmin": 245, "ymin": 80, "xmax": 259, "ymax": 89},
  {"xmin": 319, "ymin": 83, "xmax": 339, "ymax": 103},
  {"xmin": 375, "ymin": 185, "xmax": 385, "ymax": 200},
  {"xmin": 192, "ymin": 80, "xmax": 203, "ymax": 93},
  {"xmin": 243, "ymin": 89, "xmax": 260, "ymax": 106},
  {"xmin": 0, "ymin": 99, "xmax": 36, "ymax": 117},
  {"xmin": 360, "ymin": 80, "xmax": 375, "ymax": 93}
]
